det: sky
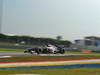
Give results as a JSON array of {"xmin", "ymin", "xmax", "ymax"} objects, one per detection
[{"xmin": 1, "ymin": 0, "xmax": 100, "ymax": 41}]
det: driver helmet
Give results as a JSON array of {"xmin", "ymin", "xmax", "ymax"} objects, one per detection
[{"xmin": 48, "ymin": 44, "xmax": 53, "ymax": 47}]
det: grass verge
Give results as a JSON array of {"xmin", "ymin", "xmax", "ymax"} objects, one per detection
[
  {"xmin": 0, "ymin": 48, "xmax": 25, "ymax": 52},
  {"xmin": 0, "ymin": 68, "xmax": 100, "ymax": 75}
]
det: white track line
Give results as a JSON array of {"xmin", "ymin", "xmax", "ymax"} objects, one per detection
[{"xmin": 0, "ymin": 56, "xmax": 12, "ymax": 58}]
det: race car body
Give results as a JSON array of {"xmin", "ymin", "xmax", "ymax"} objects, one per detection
[{"xmin": 24, "ymin": 45, "xmax": 65, "ymax": 54}]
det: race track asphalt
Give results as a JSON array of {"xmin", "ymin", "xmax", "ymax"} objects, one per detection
[
  {"xmin": 0, "ymin": 51, "xmax": 28, "ymax": 57},
  {"xmin": 0, "ymin": 51, "xmax": 100, "ymax": 58}
]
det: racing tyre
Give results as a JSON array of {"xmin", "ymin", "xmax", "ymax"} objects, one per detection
[
  {"xmin": 60, "ymin": 49, "xmax": 65, "ymax": 54},
  {"xmin": 24, "ymin": 51, "xmax": 28, "ymax": 53}
]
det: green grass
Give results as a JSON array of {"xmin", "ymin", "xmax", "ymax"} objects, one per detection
[
  {"xmin": 0, "ymin": 48, "xmax": 25, "ymax": 52},
  {"xmin": 0, "ymin": 68, "xmax": 100, "ymax": 75}
]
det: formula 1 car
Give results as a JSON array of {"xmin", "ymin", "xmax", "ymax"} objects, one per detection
[{"xmin": 24, "ymin": 46, "xmax": 65, "ymax": 54}]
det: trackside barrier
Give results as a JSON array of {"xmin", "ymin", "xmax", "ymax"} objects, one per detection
[{"xmin": 0, "ymin": 64, "xmax": 100, "ymax": 69}]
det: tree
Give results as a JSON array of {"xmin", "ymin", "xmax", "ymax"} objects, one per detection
[{"xmin": 56, "ymin": 36, "xmax": 62, "ymax": 40}]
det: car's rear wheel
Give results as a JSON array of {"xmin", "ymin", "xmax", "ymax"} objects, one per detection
[
  {"xmin": 24, "ymin": 51, "xmax": 28, "ymax": 53},
  {"xmin": 60, "ymin": 49, "xmax": 65, "ymax": 54}
]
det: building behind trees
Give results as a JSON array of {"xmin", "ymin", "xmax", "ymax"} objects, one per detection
[{"xmin": 74, "ymin": 36, "xmax": 100, "ymax": 50}]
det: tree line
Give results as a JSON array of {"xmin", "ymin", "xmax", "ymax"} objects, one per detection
[{"xmin": 0, "ymin": 33, "xmax": 72, "ymax": 47}]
